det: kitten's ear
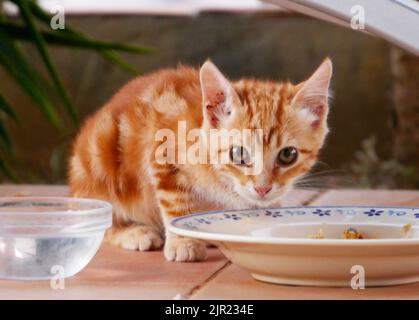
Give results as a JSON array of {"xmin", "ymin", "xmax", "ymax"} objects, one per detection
[
  {"xmin": 200, "ymin": 60, "xmax": 238, "ymax": 128},
  {"xmin": 292, "ymin": 58, "xmax": 332, "ymax": 129}
]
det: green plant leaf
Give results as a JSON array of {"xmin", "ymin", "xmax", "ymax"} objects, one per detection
[
  {"xmin": 99, "ymin": 50, "xmax": 139, "ymax": 75},
  {"xmin": 29, "ymin": 1, "xmax": 144, "ymax": 75},
  {"xmin": 0, "ymin": 157, "xmax": 17, "ymax": 182},
  {"xmin": 24, "ymin": 0, "xmax": 146, "ymax": 74},
  {"xmin": 0, "ymin": 93, "xmax": 19, "ymax": 122},
  {"xmin": 50, "ymin": 31, "xmax": 153, "ymax": 54},
  {"xmin": 0, "ymin": 22, "xmax": 153, "ymax": 55},
  {"xmin": 15, "ymin": 0, "xmax": 78, "ymax": 125},
  {"xmin": 1, "ymin": 22, "xmax": 140, "ymax": 75},
  {"xmin": 0, "ymin": 30, "xmax": 62, "ymax": 127},
  {"xmin": 0, "ymin": 120, "xmax": 12, "ymax": 151}
]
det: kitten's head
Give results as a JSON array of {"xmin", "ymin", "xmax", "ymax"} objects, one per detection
[{"xmin": 199, "ymin": 59, "xmax": 332, "ymax": 207}]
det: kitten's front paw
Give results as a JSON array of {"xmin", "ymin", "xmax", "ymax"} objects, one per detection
[
  {"xmin": 164, "ymin": 234, "xmax": 207, "ymax": 262},
  {"xmin": 109, "ymin": 225, "xmax": 164, "ymax": 251}
]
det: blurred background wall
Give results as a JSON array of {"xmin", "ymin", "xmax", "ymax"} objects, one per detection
[{"xmin": 0, "ymin": 12, "xmax": 410, "ymax": 186}]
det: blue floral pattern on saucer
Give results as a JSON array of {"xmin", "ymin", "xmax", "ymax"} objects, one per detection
[
  {"xmin": 364, "ymin": 209, "xmax": 383, "ymax": 217},
  {"xmin": 312, "ymin": 209, "xmax": 331, "ymax": 216},
  {"xmin": 171, "ymin": 206, "xmax": 419, "ymax": 231}
]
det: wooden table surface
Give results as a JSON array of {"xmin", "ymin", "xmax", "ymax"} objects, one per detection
[{"xmin": 1, "ymin": 184, "xmax": 419, "ymax": 300}]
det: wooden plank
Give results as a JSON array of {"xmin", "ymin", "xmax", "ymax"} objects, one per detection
[
  {"xmin": 0, "ymin": 185, "xmax": 319, "ymax": 219},
  {"xmin": 281, "ymin": 188, "xmax": 320, "ymax": 206},
  {"xmin": 311, "ymin": 189, "xmax": 419, "ymax": 206},
  {"xmin": 0, "ymin": 184, "xmax": 318, "ymax": 205},
  {"xmin": 0, "ymin": 184, "xmax": 69, "ymax": 197},
  {"xmin": 191, "ymin": 263, "xmax": 419, "ymax": 300},
  {"xmin": 191, "ymin": 189, "xmax": 419, "ymax": 299},
  {"xmin": 0, "ymin": 244, "xmax": 227, "ymax": 300}
]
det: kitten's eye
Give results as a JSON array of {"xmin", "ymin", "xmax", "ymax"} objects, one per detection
[
  {"xmin": 229, "ymin": 146, "xmax": 251, "ymax": 165},
  {"xmin": 277, "ymin": 147, "xmax": 298, "ymax": 166}
]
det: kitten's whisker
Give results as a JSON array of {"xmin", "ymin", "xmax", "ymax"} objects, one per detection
[
  {"xmin": 313, "ymin": 160, "xmax": 334, "ymax": 169},
  {"xmin": 302, "ymin": 170, "xmax": 343, "ymax": 177},
  {"xmin": 299, "ymin": 171, "xmax": 346, "ymax": 180},
  {"xmin": 295, "ymin": 170, "xmax": 358, "ymax": 190}
]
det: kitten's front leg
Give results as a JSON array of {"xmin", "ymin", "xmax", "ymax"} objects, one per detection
[
  {"xmin": 153, "ymin": 166, "xmax": 207, "ymax": 262},
  {"xmin": 164, "ymin": 233, "xmax": 207, "ymax": 262},
  {"xmin": 106, "ymin": 220, "xmax": 164, "ymax": 251},
  {"xmin": 160, "ymin": 198, "xmax": 207, "ymax": 262}
]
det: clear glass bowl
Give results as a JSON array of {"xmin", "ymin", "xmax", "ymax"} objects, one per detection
[{"xmin": 0, "ymin": 197, "xmax": 112, "ymax": 280}]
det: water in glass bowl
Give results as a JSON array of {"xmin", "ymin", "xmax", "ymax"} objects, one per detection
[
  {"xmin": 0, "ymin": 197, "xmax": 112, "ymax": 280},
  {"xmin": 0, "ymin": 234, "xmax": 104, "ymax": 280}
]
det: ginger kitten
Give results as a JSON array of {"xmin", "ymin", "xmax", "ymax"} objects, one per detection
[{"xmin": 69, "ymin": 59, "xmax": 332, "ymax": 262}]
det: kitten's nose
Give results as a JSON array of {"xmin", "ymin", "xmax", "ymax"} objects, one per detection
[{"xmin": 254, "ymin": 186, "xmax": 272, "ymax": 197}]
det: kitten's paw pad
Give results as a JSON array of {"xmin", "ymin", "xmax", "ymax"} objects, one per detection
[
  {"xmin": 113, "ymin": 226, "xmax": 164, "ymax": 251},
  {"xmin": 164, "ymin": 237, "xmax": 207, "ymax": 262}
]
